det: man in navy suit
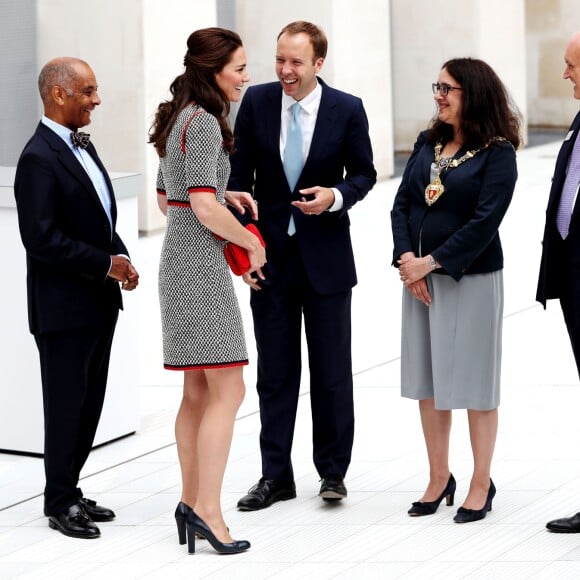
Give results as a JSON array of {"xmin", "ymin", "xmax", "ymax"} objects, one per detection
[
  {"xmin": 14, "ymin": 57, "xmax": 139, "ymax": 538},
  {"xmin": 537, "ymin": 32, "xmax": 580, "ymax": 533},
  {"xmin": 228, "ymin": 21, "xmax": 376, "ymax": 510}
]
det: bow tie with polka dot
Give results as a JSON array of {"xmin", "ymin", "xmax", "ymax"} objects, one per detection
[{"xmin": 70, "ymin": 131, "xmax": 91, "ymax": 149}]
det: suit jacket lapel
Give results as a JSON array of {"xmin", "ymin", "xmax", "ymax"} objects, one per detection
[
  {"xmin": 303, "ymin": 81, "xmax": 336, "ymax": 176},
  {"xmin": 86, "ymin": 142, "xmax": 117, "ymax": 225},
  {"xmin": 38, "ymin": 123, "xmax": 113, "ymax": 224},
  {"xmin": 558, "ymin": 113, "xmax": 580, "ymax": 169},
  {"xmin": 264, "ymin": 86, "xmax": 283, "ymax": 164},
  {"xmin": 549, "ymin": 112, "xmax": 580, "ymax": 212}
]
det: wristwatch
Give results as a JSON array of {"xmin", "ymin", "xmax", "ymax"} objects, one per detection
[{"xmin": 428, "ymin": 255, "xmax": 438, "ymax": 270}]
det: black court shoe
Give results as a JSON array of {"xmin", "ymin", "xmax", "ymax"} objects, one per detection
[
  {"xmin": 175, "ymin": 501, "xmax": 227, "ymax": 542},
  {"xmin": 408, "ymin": 474, "xmax": 456, "ymax": 516},
  {"xmin": 185, "ymin": 511, "xmax": 250, "ymax": 555},
  {"xmin": 453, "ymin": 479, "xmax": 496, "ymax": 523},
  {"xmin": 175, "ymin": 501, "xmax": 192, "ymax": 545}
]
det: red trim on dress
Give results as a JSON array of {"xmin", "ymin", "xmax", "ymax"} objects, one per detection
[
  {"xmin": 167, "ymin": 201, "xmax": 190, "ymax": 208},
  {"xmin": 157, "ymin": 189, "xmax": 166, "ymax": 196},
  {"xmin": 164, "ymin": 360, "xmax": 249, "ymax": 371},
  {"xmin": 188, "ymin": 186, "xmax": 216, "ymax": 195},
  {"xmin": 181, "ymin": 110, "xmax": 204, "ymax": 153}
]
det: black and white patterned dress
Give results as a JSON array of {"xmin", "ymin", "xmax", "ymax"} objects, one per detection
[{"xmin": 156, "ymin": 105, "xmax": 248, "ymax": 370}]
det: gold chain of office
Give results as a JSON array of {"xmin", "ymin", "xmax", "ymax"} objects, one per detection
[{"xmin": 424, "ymin": 137, "xmax": 507, "ymax": 206}]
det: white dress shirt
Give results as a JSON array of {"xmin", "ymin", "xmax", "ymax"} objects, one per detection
[
  {"xmin": 279, "ymin": 82, "xmax": 343, "ymax": 211},
  {"xmin": 41, "ymin": 115, "xmax": 113, "ymax": 229}
]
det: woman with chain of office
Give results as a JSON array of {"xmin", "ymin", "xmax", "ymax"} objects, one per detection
[{"xmin": 391, "ymin": 57, "xmax": 521, "ymax": 523}]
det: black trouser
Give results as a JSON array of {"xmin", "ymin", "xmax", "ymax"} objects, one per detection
[
  {"xmin": 35, "ymin": 311, "xmax": 118, "ymax": 516},
  {"xmin": 250, "ymin": 239, "xmax": 354, "ymax": 482}
]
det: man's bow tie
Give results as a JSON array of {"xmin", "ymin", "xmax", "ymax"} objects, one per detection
[{"xmin": 71, "ymin": 131, "xmax": 91, "ymax": 149}]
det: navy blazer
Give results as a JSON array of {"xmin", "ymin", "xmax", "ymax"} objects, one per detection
[
  {"xmin": 14, "ymin": 122, "xmax": 127, "ymax": 334},
  {"xmin": 537, "ymin": 112, "xmax": 580, "ymax": 307},
  {"xmin": 391, "ymin": 131, "xmax": 517, "ymax": 281},
  {"xmin": 228, "ymin": 78, "xmax": 376, "ymax": 294}
]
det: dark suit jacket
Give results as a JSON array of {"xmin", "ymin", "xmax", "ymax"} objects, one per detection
[
  {"xmin": 391, "ymin": 131, "xmax": 517, "ymax": 281},
  {"xmin": 228, "ymin": 78, "xmax": 376, "ymax": 294},
  {"xmin": 14, "ymin": 122, "xmax": 127, "ymax": 334},
  {"xmin": 537, "ymin": 112, "xmax": 580, "ymax": 307}
]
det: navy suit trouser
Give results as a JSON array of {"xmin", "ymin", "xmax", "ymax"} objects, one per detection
[
  {"xmin": 250, "ymin": 238, "xmax": 354, "ymax": 482},
  {"xmin": 35, "ymin": 309, "xmax": 118, "ymax": 516}
]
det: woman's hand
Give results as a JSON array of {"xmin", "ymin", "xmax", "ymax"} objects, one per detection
[
  {"xmin": 406, "ymin": 279, "xmax": 431, "ymax": 306},
  {"xmin": 243, "ymin": 242, "xmax": 267, "ymax": 291},
  {"xmin": 398, "ymin": 254, "xmax": 432, "ymax": 285},
  {"xmin": 242, "ymin": 270, "xmax": 264, "ymax": 291},
  {"xmin": 396, "ymin": 252, "xmax": 433, "ymax": 305},
  {"xmin": 247, "ymin": 242, "xmax": 266, "ymax": 274},
  {"xmin": 225, "ymin": 190, "xmax": 259, "ymax": 220}
]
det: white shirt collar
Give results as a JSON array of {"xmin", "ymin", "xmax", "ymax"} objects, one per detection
[
  {"xmin": 281, "ymin": 79, "xmax": 322, "ymax": 115},
  {"xmin": 41, "ymin": 115, "xmax": 76, "ymax": 150}
]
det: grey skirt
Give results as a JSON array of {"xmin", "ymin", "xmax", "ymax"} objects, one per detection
[{"xmin": 400, "ymin": 270, "xmax": 503, "ymax": 410}]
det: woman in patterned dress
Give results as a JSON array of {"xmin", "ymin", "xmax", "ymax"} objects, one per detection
[{"xmin": 149, "ymin": 28, "xmax": 265, "ymax": 555}]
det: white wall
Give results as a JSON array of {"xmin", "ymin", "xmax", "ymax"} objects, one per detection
[
  {"xmin": 36, "ymin": 0, "xmax": 145, "ymax": 174},
  {"xmin": 525, "ymin": 0, "xmax": 580, "ymax": 127},
  {"xmin": 35, "ymin": 0, "xmax": 218, "ymax": 233},
  {"xmin": 141, "ymin": 0, "xmax": 217, "ymax": 231},
  {"xmin": 34, "ymin": 0, "xmax": 395, "ymax": 228},
  {"xmin": 234, "ymin": 0, "xmax": 394, "ymax": 178},
  {"xmin": 391, "ymin": 0, "xmax": 527, "ymax": 150},
  {"xmin": 12, "ymin": 0, "xmax": 580, "ymax": 229}
]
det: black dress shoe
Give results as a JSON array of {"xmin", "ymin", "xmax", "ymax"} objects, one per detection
[
  {"xmin": 237, "ymin": 478, "xmax": 296, "ymax": 511},
  {"xmin": 319, "ymin": 475, "xmax": 347, "ymax": 500},
  {"xmin": 48, "ymin": 504, "xmax": 101, "ymax": 539},
  {"xmin": 546, "ymin": 512, "xmax": 580, "ymax": 533},
  {"xmin": 79, "ymin": 497, "xmax": 115, "ymax": 522}
]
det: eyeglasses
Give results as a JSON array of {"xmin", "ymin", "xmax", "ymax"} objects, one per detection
[{"xmin": 432, "ymin": 82, "xmax": 462, "ymax": 96}]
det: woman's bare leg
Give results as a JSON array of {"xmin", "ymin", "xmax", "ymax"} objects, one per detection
[
  {"xmin": 462, "ymin": 408, "xmax": 498, "ymax": 509},
  {"xmin": 176, "ymin": 370, "xmax": 209, "ymax": 508},
  {"xmin": 193, "ymin": 366, "xmax": 245, "ymax": 542},
  {"xmin": 417, "ymin": 398, "xmax": 452, "ymax": 501}
]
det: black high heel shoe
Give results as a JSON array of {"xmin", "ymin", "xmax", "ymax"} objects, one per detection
[
  {"xmin": 408, "ymin": 474, "xmax": 456, "ymax": 516},
  {"xmin": 185, "ymin": 511, "xmax": 250, "ymax": 555},
  {"xmin": 453, "ymin": 479, "xmax": 496, "ymax": 523},
  {"xmin": 175, "ymin": 501, "xmax": 192, "ymax": 545}
]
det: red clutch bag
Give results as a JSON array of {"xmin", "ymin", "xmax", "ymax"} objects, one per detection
[{"xmin": 223, "ymin": 223, "xmax": 266, "ymax": 276}]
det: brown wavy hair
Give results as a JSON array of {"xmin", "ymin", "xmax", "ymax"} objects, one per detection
[
  {"xmin": 149, "ymin": 27, "xmax": 242, "ymax": 156},
  {"xmin": 428, "ymin": 57, "xmax": 522, "ymax": 150}
]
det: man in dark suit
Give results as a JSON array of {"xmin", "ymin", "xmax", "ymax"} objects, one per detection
[
  {"xmin": 537, "ymin": 32, "xmax": 580, "ymax": 533},
  {"xmin": 228, "ymin": 21, "xmax": 376, "ymax": 510},
  {"xmin": 14, "ymin": 57, "xmax": 139, "ymax": 538}
]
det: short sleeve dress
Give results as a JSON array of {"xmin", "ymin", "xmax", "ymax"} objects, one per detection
[{"xmin": 157, "ymin": 104, "xmax": 248, "ymax": 370}]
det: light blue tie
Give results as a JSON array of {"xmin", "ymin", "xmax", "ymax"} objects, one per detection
[
  {"xmin": 557, "ymin": 133, "xmax": 580, "ymax": 239},
  {"xmin": 284, "ymin": 102, "xmax": 303, "ymax": 235}
]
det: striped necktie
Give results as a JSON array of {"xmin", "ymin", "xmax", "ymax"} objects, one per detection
[{"xmin": 556, "ymin": 132, "xmax": 580, "ymax": 239}]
